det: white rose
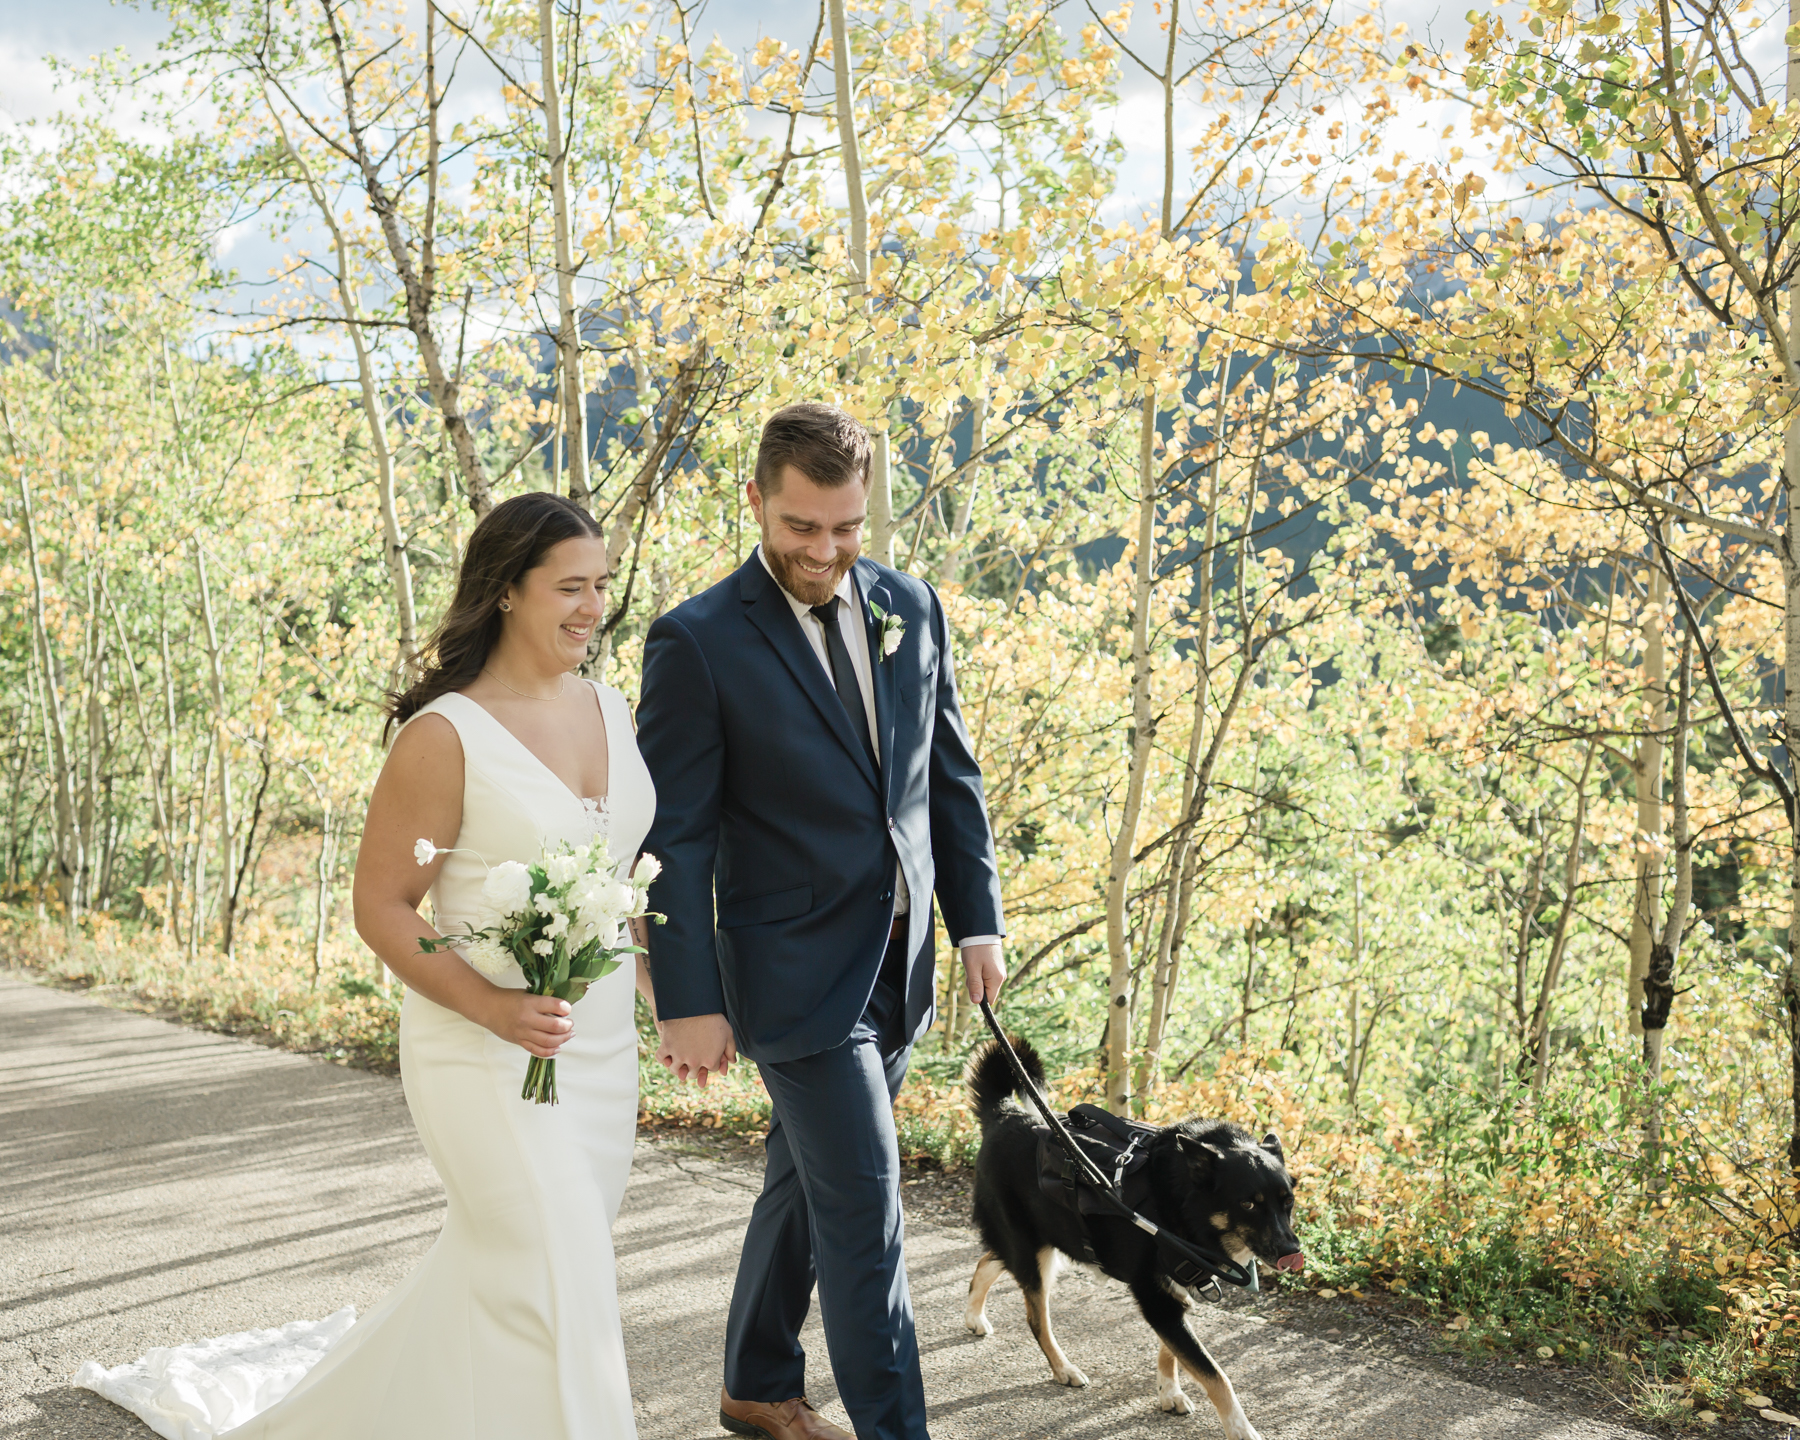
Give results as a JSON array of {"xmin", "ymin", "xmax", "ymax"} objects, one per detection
[
  {"xmin": 571, "ymin": 875, "xmax": 633, "ymax": 947},
  {"xmin": 632, "ymin": 853, "xmax": 663, "ymax": 886},
  {"xmin": 477, "ymin": 861, "xmax": 533, "ymax": 925},
  {"xmin": 579, "ymin": 879, "xmax": 635, "ymax": 926},
  {"xmin": 570, "ymin": 873, "xmax": 610, "ymax": 919}
]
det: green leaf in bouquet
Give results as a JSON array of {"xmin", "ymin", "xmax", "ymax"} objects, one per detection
[
  {"xmin": 511, "ymin": 935, "xmax": 544, "ymax": 991},
  {"xmin": 566, "ymin": 951, "xmax": 603, "ymax": 982}
]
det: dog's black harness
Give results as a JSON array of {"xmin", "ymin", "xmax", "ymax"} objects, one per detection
[
  {"xmin": 1037, "ymin": 1104, "xmax": 1157, "ymax": 1230},
  {"xmin": 977, "ymin": 1001, "xmax": 1256, "ymax": 1300}
]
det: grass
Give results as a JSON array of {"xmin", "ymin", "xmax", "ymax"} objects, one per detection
[{"xmin": 5, "ymin": 905, "xmax": 1797, "ymax": 1430}]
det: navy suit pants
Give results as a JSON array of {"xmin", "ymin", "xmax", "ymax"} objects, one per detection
[{"xmin": 722, "ymin": 933, "xmax": 928, "ymax": 1440}]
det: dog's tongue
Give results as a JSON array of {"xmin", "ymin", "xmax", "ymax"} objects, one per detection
[{"xmin": 1274, "ymin": 1251, "xmax": 1306, "ymax": 1273}]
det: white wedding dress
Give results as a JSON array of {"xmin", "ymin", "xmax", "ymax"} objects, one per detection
[{"xmin": 76, "ymin": 681, "xmax": 652, "ymax": 1440}]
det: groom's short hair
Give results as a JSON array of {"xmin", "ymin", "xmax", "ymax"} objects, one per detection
[{"xmin": 754, "ymin": 403, "xmax": 872, "ymax": 495}]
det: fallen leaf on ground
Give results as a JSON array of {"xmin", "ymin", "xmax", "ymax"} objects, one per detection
[{"xmin": 1761, "ymin": 1409, "xmax": 1800, "ymax": 1426}]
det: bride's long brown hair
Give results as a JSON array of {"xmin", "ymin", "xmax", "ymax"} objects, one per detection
[{"xmin": 386, "ymin": 492, "xmax": 603, "ymax": 736}]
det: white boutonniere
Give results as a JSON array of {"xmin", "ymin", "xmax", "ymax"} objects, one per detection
[{"xmin": 869, "ymin": 601, "xmax": 905, "ymax": 661}]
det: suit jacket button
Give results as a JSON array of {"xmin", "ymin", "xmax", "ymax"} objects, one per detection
[
  {"xmin": 887, "ymin": 817, "xmax": 897, "ymax": 830},
  {"xmin": 881, "ymin": 890, "xmax": 894, "ymax": 904}
]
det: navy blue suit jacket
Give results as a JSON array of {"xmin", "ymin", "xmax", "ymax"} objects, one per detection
[{"xmin": 636, "ymin": 554, "xmax": 1005, "ymax": 1063}]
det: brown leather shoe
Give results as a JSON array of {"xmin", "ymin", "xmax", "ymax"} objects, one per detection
[{"xmin": 719, "ymin": 1386, "xmax": 854, "ymax": 1440}]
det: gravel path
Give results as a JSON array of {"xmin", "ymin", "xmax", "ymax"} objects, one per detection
[{"xmin": 0, "ymin": 973, "xmax": 1658, "ymax": 1439}]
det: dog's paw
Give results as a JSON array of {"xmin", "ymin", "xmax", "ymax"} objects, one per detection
[
  {"xmin": 1052, "ymin": 1362, "xmax": 1089, "ymax": 1388},
  {"xmin": 1156, "ymin": 1385, "xmax": 1192, "ymax": 1415},
  {"xmin": 1221, "ymin": 1416, "xmax": 1263, "ymax": 1440},
  {"xmin": 963, "ymin": 1311, "xmax": 993, "ymax": 1337}
]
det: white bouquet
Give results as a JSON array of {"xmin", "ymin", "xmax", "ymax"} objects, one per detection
[{"xmin": 414, "ymin": 837, "xmax": 662, "ymax": 1104}]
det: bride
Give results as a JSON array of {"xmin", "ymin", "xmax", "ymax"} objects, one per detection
[{"xmin": 78, "ymin": 492, "xmax": 679, "ymax": 1439}]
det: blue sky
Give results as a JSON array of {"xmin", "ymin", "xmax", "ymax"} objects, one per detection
[{"xmin": 2, "ymin": 0, "xmax": 1477, "ymax": 226}]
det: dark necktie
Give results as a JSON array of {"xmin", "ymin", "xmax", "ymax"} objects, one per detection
[{"xmin": 810, "ymin": 602, "xmax": 876, "ymax": 768}]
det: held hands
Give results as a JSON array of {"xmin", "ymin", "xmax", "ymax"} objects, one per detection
[
  {"xmin": 658, "ymin": 1013, "xmax": 736, "ymax": 1088},
  {"xmin": 962, "ymin": 942, "xmax": 1006, "ymax": 1005},
  {"xmin": 649, "ymin": 949, "xmax": 1000, "ymax": 1083},
  {"xmin": 483, "ymin": 991, "xmax": 576, "ymax": 1059}
]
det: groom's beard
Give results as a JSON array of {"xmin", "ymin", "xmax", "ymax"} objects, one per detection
[{"xmin": 763, "ymin": 537, "xmax": 858, "ymax": 607}]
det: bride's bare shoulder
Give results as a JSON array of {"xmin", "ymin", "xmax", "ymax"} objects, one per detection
[{"xmin": 383, "ymin": 710, "xmax": 464, "ymax": 782}]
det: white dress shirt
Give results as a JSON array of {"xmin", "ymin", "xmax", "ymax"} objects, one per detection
[{"xmin": 756, "ymin": 545, "xmax": 1001, "ymax": 954}]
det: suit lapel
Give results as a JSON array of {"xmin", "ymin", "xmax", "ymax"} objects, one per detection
[
  {"xmin": 739, "ymin": 556, "xmax": 880, "ymax": 793},
  {"xmin": 858, "ymin": 562, "xmax": 901, "ymax": 811}
]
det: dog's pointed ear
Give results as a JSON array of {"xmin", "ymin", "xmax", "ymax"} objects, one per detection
[
  {"xmin": 1260, "ymin": 1131, "xmax": 1286, "ymax": 1163},
  {"xmin": 1177, "ymin": 1133, "xmax": 1230, "ymax": 1164}
]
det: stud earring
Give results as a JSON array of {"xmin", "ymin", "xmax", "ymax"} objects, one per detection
[{"xmin": 499, "ymin": 600, "xmax": 512, "ymax": 612}]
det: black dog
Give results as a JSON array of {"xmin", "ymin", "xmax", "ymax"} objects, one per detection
[{"xmin": 963, "ymin": 1036, "xmax": 1304, "ymax": 1437}]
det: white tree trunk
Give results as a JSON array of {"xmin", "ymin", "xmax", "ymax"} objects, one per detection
[
  {"xmin": 105, "ymin": 583, "xmax": 178, "ymax": 919},
  {"xmin": 15, "ymin": 467, "xmax": 81, "ymax": 913},
  {"xmin": 1626, "ymin": 559, "xmax": 1667, "ymax": 1033},
  {"xmin": 826, "ymin": 0, "xmax": 895, "ymax": 562},
  {"xmin": 1105, "ymin": 395, "xmax": 1160, "ymax": 1113},
  {"xmin": 192, "ymin": 540, "xmax": 235, "ymax": 934},
  {"xmin": 1103, "ymin": 13, "xmax": 1181, "ymax": 1113},
  {"xmin": 938, "ymin": 393, "xmax": 986, "ymax": 587},
  {"xmin": 1136, "ymin": 451, "xmax": 1224, "ymax": 1098},
  {"xmin": 270, "ymin": 105, "xmax": 418, "ymax": 665},
  {"xmin": 1529, "ymin": 741, "xmax": 1599, "ymax": 1088},
  {"xmin": 1644, "ymin": 634, "xmax": 1694, "ymax": 1155},
  {"xmin": 539, "ymin": 0, "xmax": 589, "ymax": 503}
]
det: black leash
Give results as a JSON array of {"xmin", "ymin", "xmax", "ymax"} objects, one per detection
[{"xmin": 976, "ymin": 1000, "xmax": 1256, "ymax": 1295}]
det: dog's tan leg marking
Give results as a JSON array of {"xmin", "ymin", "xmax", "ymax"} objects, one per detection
[
  {"xmin": 1155, "ymin": 1342, "xmax": 1193, "ymax": 1414},
  {"xmin": 1021, "ymin": 1247, "xmax": 1088, "ymax": 1388},
  {"xmin": 964, "ymin": 1252, "xmax": 1004, "ymax": 1337},
  {"xmin": 1178, "ymin": 1361, "xmax": 1260, "ymax": 1440}
]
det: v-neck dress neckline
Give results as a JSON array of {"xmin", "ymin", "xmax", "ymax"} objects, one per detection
[{"xmin": 455, "ymin": 680, "xmax": 612, "ymax": 815}]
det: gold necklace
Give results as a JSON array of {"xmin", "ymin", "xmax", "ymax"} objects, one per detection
[{"xmin": 484, "ymin": 668, "xmax": 566, "ymax": 702}]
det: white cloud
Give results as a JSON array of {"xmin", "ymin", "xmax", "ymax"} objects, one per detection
[{"xmin": 0, "ymin": 0, "xmax": 172, "ymax": 128}]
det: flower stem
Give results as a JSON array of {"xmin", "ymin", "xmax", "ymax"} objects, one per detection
[{"xmin": 522, "ymin": 1055, "xmax": 559, "ymax": 1105}]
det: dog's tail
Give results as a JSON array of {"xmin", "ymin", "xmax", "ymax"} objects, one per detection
[{"xmin": 965, "ymin": 1034, "xmax": 1047, "ymax": 1132}]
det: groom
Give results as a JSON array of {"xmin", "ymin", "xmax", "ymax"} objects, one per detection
[{"xmin": 637, "ymin": 402, "xmax": 1005, "ymax": 1440}]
